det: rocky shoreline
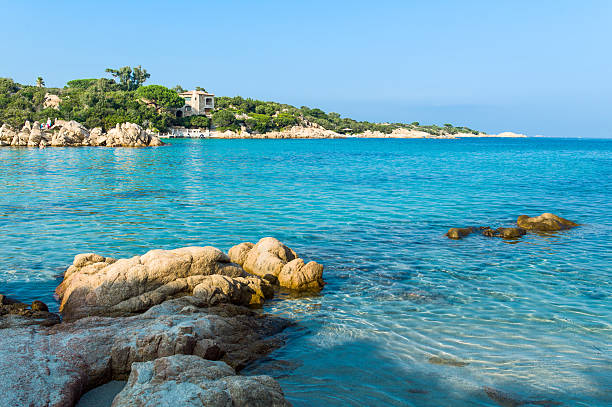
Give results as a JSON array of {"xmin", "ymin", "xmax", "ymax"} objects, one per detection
[
  {"xmin": 0, "ymin": 119, "xmax": 526, "ymax": 147},
  {"xmin": 204, "ymin": 125, "xmax": 527, "ymax": 140},
  {"xmin": 1, "ymin": 237, "xmax": 321, "ymax": 406},
  {"xmin": 0, "ymin": 120, "xmax": 164, "ymax": 148}
]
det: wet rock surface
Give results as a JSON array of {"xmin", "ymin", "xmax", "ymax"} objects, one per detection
[
  {"xmin": 446, "ymin": 213, "xmax": 578, "ymax": 241},
  {"xmin": 517, "ymin": 213, "xmax": 579, "ymax": 232},
  {"xmin": 0, "ymin": 294, "xmax": 60, "ymax": 327},
  {"xmin": 482, "ymin": 227, "xmax": 527, "ymax": 239},
  {"xmin": 446, "ymin": 227, "xmax": 481, "ymax": 239}
]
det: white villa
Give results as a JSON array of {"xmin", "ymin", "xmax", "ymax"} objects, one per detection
[{"xmin": 176, "ymin": 90, "xmax": 215, "ymax": 117}]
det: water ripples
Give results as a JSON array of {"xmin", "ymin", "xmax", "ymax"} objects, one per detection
[{"xmin": 1, "ymin": 138, "xmax": 611, "ymax": 406}]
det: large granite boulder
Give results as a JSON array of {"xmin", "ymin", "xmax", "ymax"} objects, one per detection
[
  {"xmin": 0, "ymin": 296, "xmax": 290, "ymax": 407},
  {"xmin": 0, "ymin": 123, "xmax": 17, "ymax": 145},
  {"xmin": 517, "ymin": 213, "xmax": 579, "ymax": 232},
  {"xmin": 111, "ymin": 354, "xmax": 290, "ymax": 407},
  {"xmin": 51, "ymin": 120, "xmax": 90, "ymax": 146},
  {"xmin": 193, "ymin": 274, "xmax": 274, "ymax": 307},
  {"xmin": 229, "ymin": 237, "xmax": 325, "ymax": 291},
  {"xmin": 106, "ymin": 122, "xmax": 164, "ymax": 147},
  {"xmin": 278, "ymin": 258, "xmax": 325, "ymax": 291},
  {"xmin": 56, "ymin": 246, "xmax": 274, "ymax": 320}
]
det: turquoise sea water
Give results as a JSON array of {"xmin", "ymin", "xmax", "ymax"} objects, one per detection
[{"xmin": 1, "ymin": 138, "xmax": 611, "ymax": 406}]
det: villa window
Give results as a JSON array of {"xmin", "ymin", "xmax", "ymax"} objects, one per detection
[{"xmin": 185, "ymin": 106, "xmax": 191, "ymax": 111}]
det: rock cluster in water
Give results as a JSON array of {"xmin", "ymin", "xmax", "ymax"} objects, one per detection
[
  {"xmin": 0, "ymin": 120, "xmax": 164, "ymax": 148},
  {"xmin": 446, "ymin": 213, "xmax": 578, "ymax": 240},
  {"xmin": 1, "ymin": 238, "xmax": 322, "ymax": 406},
  {"xmin": 229, "ymin": 237, "xmax": 325, "ymax": 291}
]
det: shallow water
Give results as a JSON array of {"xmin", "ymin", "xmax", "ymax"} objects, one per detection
[{"xmin": 1, "ymin": 138, "xmax": 611, "ymax": 406}]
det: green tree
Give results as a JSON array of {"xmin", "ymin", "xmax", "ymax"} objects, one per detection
[
  {"xmin": 195, "ymin": 86, "xmax": 207, "ymax": 92},
  {"xmin": 172, "ymin": 85, "xmax": 186, "ymax": 93},
  {"xmin": 36, "ymin": 77, "xmax": 45, "ymax": 87},
  {"xmin": 66, "ymin": 79, "xmax": 98, "ymax": 89},
  {"xmin": 135, "ymin": 85, "xmax": 184, "ymax": 110},
  {"xmin": 105, "ymin": 65, "xmax": 150, "ymax": 91},
  {"xmin": 273, "ymin": 112, "xmax": 297, "ymax": 128},
  {"xmin": 132, "ymin": 66, "xmax": 151, "ymax": 89},
  {"xmin": 212, "ymin": 110, "xmax": 237, "ymax": 129}
]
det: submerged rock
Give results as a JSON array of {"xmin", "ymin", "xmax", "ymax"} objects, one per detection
[
  {"xmin": 111, "ymin": 354, "xmax": 290, "ymax": 407},
  {"xmin": 229, "ymin": 237, "xmax": 325, "ymax": 291},
  {"xmin": 445, "ymin": 227, "xmax": 481, "ymax": 239},
  {"xmin": 517, "ymin": 213, "xmax": 578, "ymax": 232},
  {"xmin": 428, "ymin": 356, "xmax": 469, "ymax": 367},
  {"xmin": 482, "ymin": 227, "xmax": 526, "ymax": 239},
  {"xmin": 483, "ymin": 386, "xmax": 562, "ymax": 407}
]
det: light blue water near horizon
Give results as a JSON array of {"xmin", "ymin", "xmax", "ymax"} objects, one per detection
[{"xmin": 1, "ymin": 138, "xmax": 611, "ymax": 406}]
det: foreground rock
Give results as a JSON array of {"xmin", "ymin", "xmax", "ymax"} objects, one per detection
[
  {"xmin": 112, "ymin": 354, "xmax": 290, "ymax": 407},
  {"xmin": 516, "ymin": 213, "xmax": 579, "ymax": 232},
  {"xmin": 2, "ymin": 239, "xmax": 320, "ymax": 406},
  {"xmin": 56, "ymin": 246, "xmax": 273, "ymax": 320},
  {"xmin": 0, "ymin": 120, "xmax": 164, "ymax": 148},
  {"xmin": 0, "ymin": 297, "xmax": 290, "ymax": 407},
  {"xmin": 229, "ymin": 237, "xmax": 325, "ymax": 291}
]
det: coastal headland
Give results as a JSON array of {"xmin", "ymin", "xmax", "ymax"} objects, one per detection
[{"xmin": 0, "ymin": 72, "xmax": 526, "ymax": 145}]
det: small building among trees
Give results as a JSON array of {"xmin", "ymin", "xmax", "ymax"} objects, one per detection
[{"xmin": 177, "ymin": 90, "xmax": 215, "ymax": 117}]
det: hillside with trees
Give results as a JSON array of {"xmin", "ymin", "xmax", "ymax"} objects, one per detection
[{"xmin": 0, "ymin": 67, "xmax": 480, "ymax": 136}]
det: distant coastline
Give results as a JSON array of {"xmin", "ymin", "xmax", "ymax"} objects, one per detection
[
  {"xmin": 163, "ymin": 126, "xmax": 527, "ymax": 140},
  {"xmin": 0, "ymin": 71, "xmax": 527, "ymax": 142}
]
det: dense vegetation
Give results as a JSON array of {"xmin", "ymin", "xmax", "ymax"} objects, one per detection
[{"xmin": 0, "ymin": 67, "xmax": 480, "ymax": 135}]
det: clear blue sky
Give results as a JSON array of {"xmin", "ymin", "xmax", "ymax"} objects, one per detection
[{"xmin": 1, "ymin": 0, "xmax": 611, "ymax": 137}]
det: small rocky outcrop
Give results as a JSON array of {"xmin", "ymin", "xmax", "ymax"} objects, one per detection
[
  {"xmin": 517, "ymin": 213, "xmax": 579, "ymax": 232},
  {"xmin": 0, "ymin": 120, "xmax": 164, "ymax": 148},
  {"xmin": 0, "ymin": 294, "xmax": 60, "ymax": 327},
  {"xmin": 447, "ymin": 213, "xmax": 578, "ymax": 241},
  {"xmin": 229, "ymin": 237, "xmax": 325, "ymax": 291},
  {"xmin": 111, "ymin": 354, "xmax": 290, "ymax": 407},
  {"xmin": 445, "ymin": 227, "xmax": 480, "ymax": 240},
  {"xmin": 44, "ymin": 92, "xmax": 61, "ymax": 109},
  {"xmin": 106, "ymin": 122, "xmax": 164, "ymax": 147},
  {"xmin": 56, "ymin": 247, "xmax": 271, "ymax": 320},
  {"xmin": 0, "ymin": 123, "xmax": 17, "ymax": 146},
  {"xmin": 482, "ymin": 227, "xmax": 526, "ymax": 239}
]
